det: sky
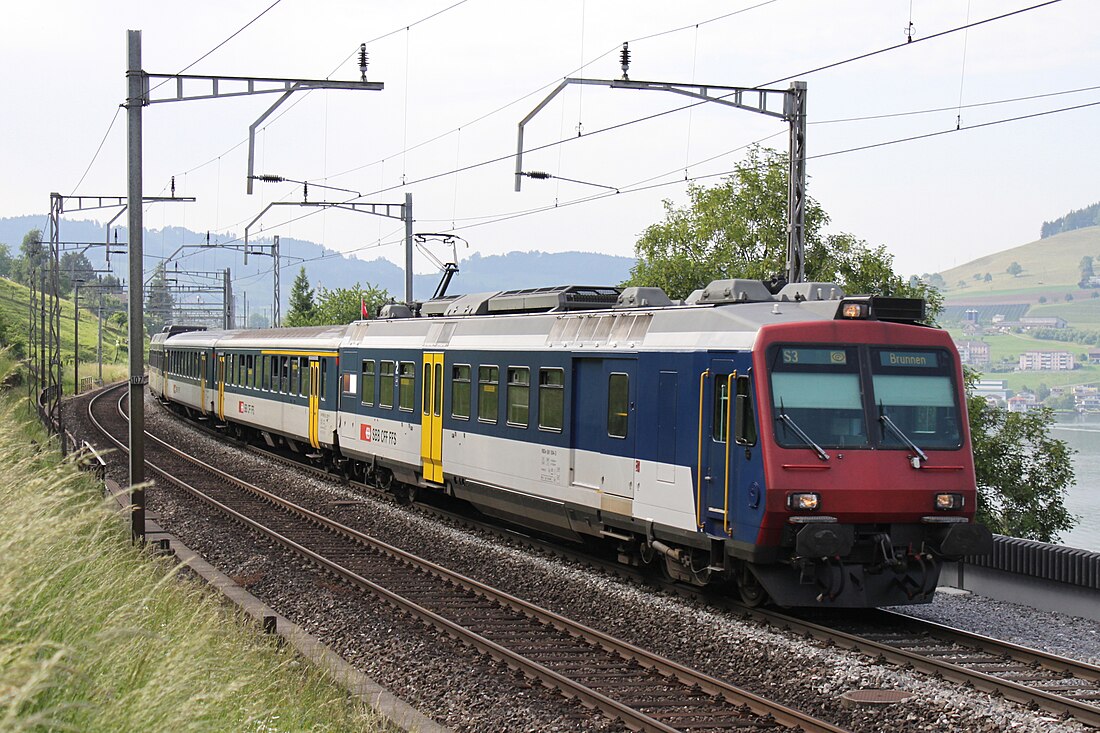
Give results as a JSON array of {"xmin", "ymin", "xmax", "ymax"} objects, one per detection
[{"xmin": 1, "ymin": 0, "xmax": 1097, "ymax": 286}]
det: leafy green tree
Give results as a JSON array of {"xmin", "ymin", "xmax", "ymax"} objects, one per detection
[
  {"xmin": 1006, "ymin": 261, "xmax": 1023, "ymax": 277},
  {"xmin": 0, "ymin": 244, "xmax": 13, "ymax": 279},
  {"xmin": 11, "ymin": 229, "xmax": 46, "ymax": 286},
  {"xmin": 625, "ymin": 146, "xmax": 938, "ymax": 315},
  {"xmin": 60, "ymin": 251, "xmax": 96, "ymax": 297},
  {"xmin": 966, "ymin": 376, "xmax": 1076, "ymax": 541},
  {"xmin": 284, "ymin": 267, "xmax": 316, "ymax": 327},
  {"xmin": 144, "ymin": 262, "xmax": 174, "ymax": 335},
  {"xmin": 984, "ymin": 272, "xmax": 992, "ymax": 283},
  {"xmin": 312, "ymin": 282, "xmax": 389, "ymax": 325},
  {"xmin": 247, "ymin": 312, "xmax": 270, "ymax": 329}
]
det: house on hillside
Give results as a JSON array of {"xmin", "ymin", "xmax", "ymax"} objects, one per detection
[
  {"xmin": 973, "ymin": 380, "xmax": 1009, "ymax": 406},
  {"xmin": 1088, "ymin": 350, "xmax": 1100, "ymax": 364},
  {"xmin": 1018, "ymin": 350, "xmax": 1076, "ymax": 371},
  {"xmin": 954, "ymin": 340, "xmax": 990, "ymax": 366}
]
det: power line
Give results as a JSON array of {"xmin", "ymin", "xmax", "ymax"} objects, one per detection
[{"xmin": 68, "ymin": 105, "xmax": 122, "ymax": 196}]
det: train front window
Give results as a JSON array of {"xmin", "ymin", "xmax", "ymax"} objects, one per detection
[
  {"xmin": 769, "ymin": 347, "xmax": 867, "ymax": 449},
  {"xmin": 871, "ymin": 349, "xmax": 960, "ymax": 449}
]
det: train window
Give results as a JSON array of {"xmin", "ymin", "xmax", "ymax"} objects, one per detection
[
  {"xmin": 361, "ymin": 360, "xmax": 375, "ymax": 405},
  {"xmin": 434, "ymin": 362, "xmax": 443, "ymax": 417},
  {"xmin": 379, "ymin": 361, "xmax": 395, "ymax": 408},
  {"xmin": 239, "ymin": 354, "xmax": 246, "ymax": 386},
  {"xmin": 870, "ymin": 348, "xmax": 960, "ymax": 449},
  {"xmin": 290, "ymin": 358, "xmax": 300, "ymax": 396},
  {"xmin": 712, "ymin": 376, "xmax": 730, "ymax": 443},
  {"xmin": 451, "ymin": 364, "xmax": 471, "ymax": 419},
  {"xmin": 608, "ymin": 373, "xmax": 629, "ymax": 439},
  {"xmin": 398, "ymin": 362, "xmax": 416, "ymax": 411},
  {"xmin": 422, "ymin": 362, "xmax": 432, "ymax": 415},
  {"xmin": 341, "ymin": 371, "xmax": 357, "ymax": 396},
  {"xmin": 770, "ymin": 346, "xmax": 866, "ymax": 449},
  {"xmin": 506, "ymin": 367, "xmax": 530, "ymax": 428},
  {"xmin": 478, "ymin": 366, "xmax": 499, "ymax": 423},
  {"xmin": 538, "ymin": 368, "xmax": 564, "ymax": 432},
  {"xmin": 247, "ymin": 355, "xmax": 255, "ymax": 389},
  {"xmin": 320, "ymin": 359, "xmax": 327, "ymax": 400},
  {"xmin": 734, "ymin": 375, "xmax": 757, "ymax": 446}
]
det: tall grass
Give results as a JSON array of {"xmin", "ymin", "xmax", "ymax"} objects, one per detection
[{"xmin": 0, "ymin": 395, "xmax": 384, "ymax": 732}]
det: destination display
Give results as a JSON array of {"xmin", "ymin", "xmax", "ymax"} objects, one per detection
[
  {"xmin": 878, "ymin": 350, "xmax": 940, "ymax": 368},
  {"xmin": 780, "ymin": 348, "xmax": 847, "ymax": 366}
]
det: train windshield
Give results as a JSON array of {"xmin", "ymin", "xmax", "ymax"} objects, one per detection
[
  {"xmin": 770, "ymin": 347, "xmax": 868, "ymax": 449},
  {"xmin": 768, "ymin": 345, "xmax": 961, "ymax": 451},
  {"xmin": 870, "ymin": 349, "xmax": 961, "ymax": 449}
]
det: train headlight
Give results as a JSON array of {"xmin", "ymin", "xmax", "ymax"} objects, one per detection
[
  {"xmin": 787, "ymin": 492, "xmax": 820, "ymax": 511},
  {"xmin": 841, "ymin": 303, "xmax": 868, "ymax": 319},
  {"xmin": 934, "ymin": 493, "xmax": 964, "ymax": 511}
]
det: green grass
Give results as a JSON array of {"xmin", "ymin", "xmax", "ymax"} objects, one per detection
[
  {"xmin": 948, "ymin": 329, "xmax": 1100, "ymax": 392},
  {"xmin": 0, "ymin": 382, "xmax": 384, "ymax": 732},
  {"xmin": 0, "ymin": 277, "xmax": 134, "ymax": 394},
  {"xmin": 940, "ymin": 226, "xmax": 1100, "ymax": 298}
]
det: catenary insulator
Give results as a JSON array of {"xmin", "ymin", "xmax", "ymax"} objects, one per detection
[{"xmin": 620, "ymin": 42, "xmax": 630, "ymax": 80}]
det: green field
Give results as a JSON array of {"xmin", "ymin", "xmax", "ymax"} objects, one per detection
[
  {"xmin": 0, "ymin": 276, "xmax": 132, "ymax": 392},
  {"xmin": 940, "ymin": 226, "xmax": 1100, "ymax": 298}
]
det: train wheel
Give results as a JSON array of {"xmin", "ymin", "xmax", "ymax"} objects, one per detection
[
  {"xmin": 737, "ymin": 569, "xmax": 769, "ymax": 608},
  {"xmin": 394, "ymin": 482, "xmax": 417, "ymax": 505}
]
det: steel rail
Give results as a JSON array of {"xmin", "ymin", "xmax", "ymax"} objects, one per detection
[{"xmin": 89, "ymin": 385, "xmax": 848, "ymax": 733}]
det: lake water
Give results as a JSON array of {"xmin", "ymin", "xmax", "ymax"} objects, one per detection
[{"xmin": 1049, "ymin": 415, "xmax": 1100, "ymax": 552}]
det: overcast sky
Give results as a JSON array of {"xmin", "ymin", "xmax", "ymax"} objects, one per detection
[{"xmin": 2, "ymin": 0, "xmax": 1097, "ymax": 285}]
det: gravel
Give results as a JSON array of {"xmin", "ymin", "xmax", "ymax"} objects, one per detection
[{"xmin": 65, "ymin": 390, "xmax": 1098, "ymax": 733}]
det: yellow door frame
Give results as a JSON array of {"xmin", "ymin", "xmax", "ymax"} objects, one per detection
[
  {"xmin": 308, "ymin": 358, "xmax": 320, "ymax": 449},
  {"xmin": 216, "ymin": 354, "xmax": 225, "ymax": 420},
  {"xmin": 420, "ymin": 352, "xmax": 444, "ymax": 483},
  {"xmin": 199, "ymin": 352, "xmax": 207, "ymax": 413}
]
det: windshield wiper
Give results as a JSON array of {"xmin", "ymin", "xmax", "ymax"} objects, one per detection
[
  {"xmin": 878, "ymin": 407, "xmax": 928, "ymax": 463},
  {"xmin": 775, "ymin": 407, "xmax": 829, "ymax": 461}
]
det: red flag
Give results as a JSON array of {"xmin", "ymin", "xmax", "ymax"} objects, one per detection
[{"xmin": 361, "ymin": 297, "xmax": 369, "ymax": 319}]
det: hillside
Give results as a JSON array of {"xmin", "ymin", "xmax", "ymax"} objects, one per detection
[{"xmin": 939, "ymin": 226, "xmax": 1100, "ymax": 305}]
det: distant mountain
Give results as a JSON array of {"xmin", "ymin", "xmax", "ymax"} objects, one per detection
[{"xmin": 0, "ymin": 216, "xmax": 635, "ymax": 315}]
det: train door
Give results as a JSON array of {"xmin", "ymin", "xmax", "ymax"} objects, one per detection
[
  {"xmin": 199, "ymin": 352, "xmax": 208, "ymax": 414},
  {"xmin": 216, "ymin": 354, "xmax": 225, "ymax": 421},
  {"xmin": 308, "ymin": 357, "xmax": 320, "ymax": 449},
  {"xmin": 698, "ymin": 358, "xmax": 736, "ymax": 535},
  {"xmin": 571, "ymin": 358, "xmax": 637, "ymax": 499},
  {"xmin": 420, "ymin": 352, "xmax": 444, "ymax": 483}
]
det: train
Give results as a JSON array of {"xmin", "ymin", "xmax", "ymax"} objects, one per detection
[{"xmin": 148, "ymin": 278, "xmax": 992, "ymax": 607}]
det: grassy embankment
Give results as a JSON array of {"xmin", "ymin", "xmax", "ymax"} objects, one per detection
[
  {"xmin": 0, "ymin": 354, "xmax": 385, "ymax": 732},
  {"xmin": 0, "ymin": 277, "xmax": 130, "ymax": 393}
]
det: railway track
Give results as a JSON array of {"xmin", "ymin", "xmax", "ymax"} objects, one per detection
[
  {"xmin": 90, "ymin": 383, "xmax": 848, "ymax": 733},
  {"xmin": 138, "ymin": 389, "xmax": 1100, "ymax": 729}
]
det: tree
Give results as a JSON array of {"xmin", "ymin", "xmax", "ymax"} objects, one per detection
[
  {"xmin": 312, "ymin": 282, "xmax": 389, "ymax": 325},
  {"xmin": 1006, "ymin": 261, "xmax": 1023, "ymax": 277},
  {"xmin": 11, "ymin": 229, "xmax": 46, "ymax": 286},
  {"xmin": 0, "ymin": 244, "xmax": 13, "ymax": 279},
  {"xmin": 248, "ymin": 312, "xmax": 270, "ymax": 329},
  {"xmin": 967, "ymin": 377, "xmax": 1076, "ymax": 541},
  {"xmin": 1080, "ymin": 256, "xmax": 1094, "ymax": 288},
  {"xmin": 983, "ymin": 272, "xmax": 992, "ymax": 283},
  {"xmin": 625, "ymin": 146, "xmax": 938, "ymax": 314},
  {"xmin": 144, "ymin": 262, "xmax": 174, "ymax": 335},
  {"xmin": 59, "ymin": 251, "xmax": 96, "ymax": 297},
  {"xmin": 284, "ymin": 267, "xmax": 316, "ymax": 327}
]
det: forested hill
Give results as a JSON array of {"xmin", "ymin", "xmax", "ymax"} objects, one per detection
[
  {"xmin": 1041, "ymin": 201, "xmax": 1100, "ymax": 239},
  {"xmin": 0, "ymin": 216, "xmax": 635, "ymax": 308}
]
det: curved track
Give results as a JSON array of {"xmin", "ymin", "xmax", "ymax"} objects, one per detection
[{"xmin": 89, "ymin": 384, "xmax": 849, "ymax": 733}]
